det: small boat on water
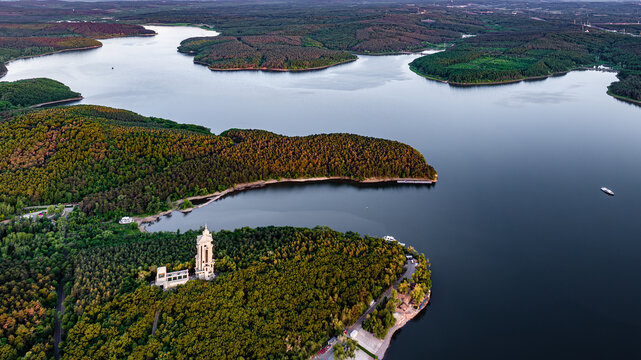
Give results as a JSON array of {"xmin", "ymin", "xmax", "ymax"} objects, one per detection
[
  {"xmin": 601, "ymin": 187, "xmax": 614, "ymax": 196},
  {"xmin": 383, "ymin": 235, "xmax": 397, "ymax": 242}
]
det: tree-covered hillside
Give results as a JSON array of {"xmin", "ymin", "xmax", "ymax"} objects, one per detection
[
  {"xmin": 0, "ymin": 78, "xmax": 81, "ymax": 110},
  {"xmin": 0, "ymin": 23, "xmax": 154, "ymax": 78},
  {"xmin": 0, "ymin": 105, "xmax": 436, "ymax": 220},
  {"xmin": 0, "ymin": 213, "xmax": 429, "ymax": 360},
  {"xmin": 63, "ymin": 226, "xmax": 411, "ymax": 359},
  {"xmin": 179, "ymin": 35, "xmax": 356, "ymax": 71},
  {"xmin": 410, "ymin": 30, "xmax": 641, "ymax": 102}
]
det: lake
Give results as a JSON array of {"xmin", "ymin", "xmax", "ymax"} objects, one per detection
[{"xmin": 5, "ymin": 26, "xmax": 641, "ymax": 359}]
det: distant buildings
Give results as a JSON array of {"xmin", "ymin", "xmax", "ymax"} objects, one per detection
[{"xmin": 154, "ymin": 225, "xmax": 216, "ymax": 289}]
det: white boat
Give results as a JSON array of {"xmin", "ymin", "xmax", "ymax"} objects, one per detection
[
  {"xmin": 119, "ymin": 216, "xmax": 134, "ymax": 224},
  {"xmin": 383, "ymin": 235, "xmax": 397, "ymax": 242},
  {"xmin": 600, "ymin": 187, "xmax": 614, "ymax": 196}
]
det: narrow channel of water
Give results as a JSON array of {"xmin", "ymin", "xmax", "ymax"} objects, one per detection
[{"xmin": 6, "ymin": 26, "xmax": 641, "ymax": 359}]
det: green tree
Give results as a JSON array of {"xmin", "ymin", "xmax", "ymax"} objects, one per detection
[
  {"xmin": 398, "ymin": 280, "xmax": 410, "ymax": 294},
  {"xmin": 179, "ymin": 199, "xmax": 194, "ymax": 210},
  {"xmin": 410, "ymin": 284, "xmax": 426, "ymax": 304}
]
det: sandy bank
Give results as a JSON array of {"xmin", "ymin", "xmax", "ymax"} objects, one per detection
[
  {"xmin": 377, "ymin": 290, "xmax": 431, "ymax": 359},
  {"xmin": 608, "ymin": 91, "xmax": 641, "ymax": 106},
  {"xmin": 28, "ymin": 97, "xmax": 84, "ymax": 108}
]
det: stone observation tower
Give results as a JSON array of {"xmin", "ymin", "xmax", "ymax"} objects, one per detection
[{"xmin": 195, "ymin": 225, "xmax": 216, "ymax": 280}]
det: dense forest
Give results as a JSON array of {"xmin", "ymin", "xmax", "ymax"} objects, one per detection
[
  {"xmin": 0, "ymin": 105, "xmax": 436, "ymax": 220},
  {"xmin": 2, "ymin": 0, "xmax": 639, "ymax": 97},
  {"xmin": 0, "ymin": 211, "xmax": 428, "ymax": 359},
  {"xmin": 0, "ymin": 212, "xmax": 117, "ymax": 360},
  {"xmin": 362, "ymin": 291, "xmax": 401, "ymax": 339},
  {"xmin": 63, "ymin": 226, "xmax": 408, "ymax": 359},
  {"xmin": 125, "ymin": 4, "xmax": 482, "ymax": 55},
  {"xmin": 178, "ymin": 35, "xmax": 356, "ymax": 71},
  {"xmin": 0, "ymin": 220, "xmax": 62, "ymax": 360},
  {"xmin": 0, "ymin": 23, "xmax": 155, "ymax": 39},
  {"xmin": 410, "ymin": 28, "xmax": 641, "ymax": 101},
  {"xmin": 411, "ymin": 31, "xmax": 598, "ymax": 84},
  {"xmin": 0, "ymin": 78, "xmax": 80, "ymax": 110},
  {"xmin": 0, "ymin": 23, "xmax": 154, "ymax": 78},
  {"xmin": 92, "ymin": 1, "xmax": 641, "ymax": 98}
]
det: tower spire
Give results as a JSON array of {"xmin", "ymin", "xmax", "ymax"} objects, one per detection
[{"xmin": 195, "ymin": 224, "xmax": 215, "ymax": 280}]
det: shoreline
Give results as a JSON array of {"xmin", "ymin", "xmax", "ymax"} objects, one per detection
[
  {"xmin": 317, "ymin": 260, "xmax": 431, "ymax": 360},
  {"xmin": 195, "ymin": 57, "xmax": 358, "ymax": 73},
  {"xmin": 608, "ymin": 91, "xmax": 641, "ymax": 106},
  {"xmin": 0, "ymin": 45, "xmax": 103, "ymax": 79},
  {"xmin": 93, "ymin": 32, "xmax": 157, "ymax": 40},
  {"xmin": 410, "ymin": 65, "xmax": 569, "ymax": 86},
  {"xmin": 135, "ymin": 176, "xmax": 436, "ymax": 230},
  {"xmin": 145, "ymin": 22, "xmax": 217, "ymax": 31},
  {"xmin": 377, "ymin": 290, "xmax": 431, "ymax": 359},
  {"xmin": 28, "ymin": 96, "xmax": 84, "ymax": 108},
  {"xmin": 0, "ymin": 31, "xmax": 157, "ymax": 79},
  {"xmin": 410, "ymin": 65, "xmax": 618, "ymax": 87},
  {"xmin": 352, "ymin": 47, "xmax": 445, "ymax": 57}
]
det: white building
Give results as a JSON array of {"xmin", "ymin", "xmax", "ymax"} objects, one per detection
[
  {"xmin": 154, "ymin": 226, "xmax": 216, "ymax": 290},
  {"xmin": 195, "ymin": 225, "xmax": 216, "ymax": 280},
  {"xmin": 155, "ymin": 266, "xmax": 189, "ymax": 289}
]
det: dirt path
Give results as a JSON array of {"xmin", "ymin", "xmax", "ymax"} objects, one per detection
[{"xmin": 151, "ymin": 309, "xmax": 160, "ymax": 336}]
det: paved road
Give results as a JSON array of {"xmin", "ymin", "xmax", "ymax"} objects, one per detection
[
  {"xmin": 348, "ymin": 262, "xmax": 416, "ymax": 333},
  {"xmin": 21, "ymin": 205, "xmax": 75, "ymax": 221},
  {"xmin": 22, "ymin": 203, "xmax": 78, "ymax": 210},
  {"xmin": 313, "ymin": 261, "xmax": 416, "ymax": 360}
]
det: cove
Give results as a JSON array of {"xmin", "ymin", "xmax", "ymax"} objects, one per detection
[{"xmin": 6, "ymin": 26, "xmax": 641, "ymax": 359}]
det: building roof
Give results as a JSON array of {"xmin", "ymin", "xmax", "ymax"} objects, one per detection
[{"xmin": 196, "ymin": 225, "xmax": 213, "ymax": 245}]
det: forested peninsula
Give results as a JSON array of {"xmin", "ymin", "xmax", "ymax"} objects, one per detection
[
  {"xmin": 0, "ymin": 78, "xmax": 81, "ymax": 110},
  {"xmin": 179, "ymin": 35, "xmax": 357, "ymax": 71},
  {"xmin": 138, "ymin": 3, "xmax": 482, "ymax": 71},
  {"xmin": 0, "ymin": 105, "xmax": 436, "ymax": 220},
  {"xmin": 0, "ymin": 213, "xmax": 431, "ymax": 359},
  {"xmin": 0, "ymin": 23, "xmax": 155, "ymax": 78},
  {"xmin": 409, "ymin": 30, "xmax": 641, "ymax": 103},
  {"xmin": 0, "ymin": 78, "xmax": 435, "ymax": 359}
]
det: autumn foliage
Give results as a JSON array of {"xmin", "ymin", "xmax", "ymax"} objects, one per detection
[
  {"xmin": 179, "ymin": 35, "xmax": 356, "ymax": 70},
  {"xmin": 0, "ymin": 105, "xmax": 436, "ymax": 219},
  {"xmin": 63, "ymin": 226, "xmax": 409, "ymax": 359},
  {"xmin": 0, "ymin": 22, "xmax": 154, "ymax": 75},
  {"xmin": 0, "ymin": 214, "xmax": 427, "ymax": 360}
]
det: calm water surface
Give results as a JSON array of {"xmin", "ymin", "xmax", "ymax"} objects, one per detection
[{"xmin": 6, "ymin": 26, "xmax": 641, "ymax": 359}]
